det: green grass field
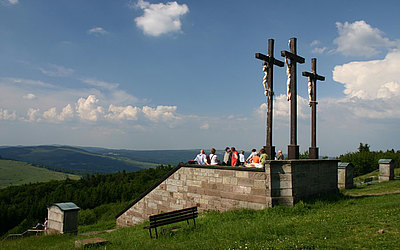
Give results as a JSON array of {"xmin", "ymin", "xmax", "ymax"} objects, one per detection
[
  {"xmin": 2, "ymin": 171, "xmax": 400, "ymax": 249},
  {"xmin": 0, "ymin": 159, "xmax": 80, "ymax": 188}
]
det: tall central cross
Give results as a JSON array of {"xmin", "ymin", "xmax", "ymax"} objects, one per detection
[
  {"xmin": 302, "ymin": 58, "xmax": 325, "ymax": 159},
  {"xmin": 281, "ymin": 37, "xmax": 305, "ymax": 160},
  {"xmin": 255, "ymin": 39, "xmax": 284, "ymax": 160}
]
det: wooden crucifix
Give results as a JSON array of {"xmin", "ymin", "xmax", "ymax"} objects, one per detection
[
  {"xmin": 302, "ymin": 58, "xmax": 325, "ymax": 159},
  {"xmin": 281, "ymin": 37, "xmax": 305, "ymax": 160},
  {"xmin": 255, "ymin": 39, "xmax": 284, "ymax": 160}
]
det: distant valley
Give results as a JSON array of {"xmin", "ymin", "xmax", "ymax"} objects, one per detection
[{"xmin": 0, "ymin": 145, "xmax": 204, "ymax": 176}]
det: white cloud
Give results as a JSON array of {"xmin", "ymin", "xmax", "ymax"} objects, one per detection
[
  {"xmin": 87, "ymin": 27, "xmax": 109, "ymax": 36},
  {"xmin": 333, "ymin": 50, "xmax": 400, "ymax": 100},
  {"xmin": 39, "ymin": 64, "xmax": 74, "ymax": 77},
  {"xmin": 0, "ymin": 108, "xmax": 16, "ymax": 120},
  {"xmin": 23, "ymin": 93, "xmax": 36, "ymax": 100},
  {"xmin": 2, "ymin": 77, "xmax": 56, "ymax": 88},
  {"xmin": 81, "ymin": 79, "xmax": 119, "ymax": 90},
  {"xmin": 334, "ymin": 20, "xmax": 396, "ymax": 57},
  {"xmin": 76, "ymin": 95, "xmax": 104, "ymax": 121},
  {"xmin": 25, "ymin": 108, "xmax": 41, "ymax": 122},
  {"xmin": 59, "ymin": 104, "xmax": 74, "ymax": 121},
  {"xmin": 200, "ymin": 122, "xmax": 209, "ymax": 130},
  {"xmin": 333, "ymin": 49, "xmax": 400, "ymax": 119},
  {"xmin": 312, "ymin": 47, "xmax": 327, "ymax": 54},
  {"xmin": 42, "ymin": 104, "xmax": 75, "ymax": 122},
  {"xmin": 135, "ymin": 0, "xmax": 189, "ymax": 37},
  {"xmin": 142, "ymin": 105, "xmax": 180, "ymax": 123},
  {"xmin": 106, "ymin": 104, "xmax": 140, "ymax": 121},
  {"xmin": 310, "ymin": 40, "xmax": 320, "ymax": 46},
  {"xmin": 256, "ymin": 94, "xmax": 309, "ymax": 120},
  {"xmin": 1, "ymin": 0, "xmax": 18, "ymax": 6}
]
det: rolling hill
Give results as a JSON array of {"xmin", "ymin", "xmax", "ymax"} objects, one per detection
[
  {"xmin": 0, "ymin": 146, "xmax": 158, "ymax": 174},
  {"xmin": 0, "ymin": 159, "xmax": 80, "ymax": 188}
]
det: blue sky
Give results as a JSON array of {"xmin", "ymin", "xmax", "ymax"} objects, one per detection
[{"xmin": 0, "ymin": 0, "xmax": 399, "ymax": 156}]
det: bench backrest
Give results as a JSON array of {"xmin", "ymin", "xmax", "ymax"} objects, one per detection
[{"xmin": 149, "ymin": 206, "xmax": 198, "ymax": 228}]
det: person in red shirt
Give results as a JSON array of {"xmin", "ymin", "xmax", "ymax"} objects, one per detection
[{"xmin": 230, "ymin": 147, "xmax": 239, "ymax": 166}]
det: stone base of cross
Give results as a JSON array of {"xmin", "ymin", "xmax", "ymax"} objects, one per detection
[
  {"xmin": 288, "ymin": 145, "xmax": 299, "ymax": 160},
  {"xmin": 264, "ymin": 145, "xmax": 276, "ymax": 160},
  {"xmin": 309, "ymin": 147, "xmax": 318, "ymax": 159}
]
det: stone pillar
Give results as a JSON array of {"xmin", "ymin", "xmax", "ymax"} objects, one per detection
[
  {"xmin": 337, "ymin": 162, "xmax": 354, "ymax": 189},
  {"xmin": 379, "ymin": 159, "xmax": 395, "ymax": 182}
]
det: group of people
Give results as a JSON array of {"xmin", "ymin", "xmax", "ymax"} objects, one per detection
[
  {"xmin": 33, "ymin": 218, "xmax": 47, "ymax": 231},
  {"xmin": 193, "ymin": 147, "xmax": 285, "ymax": 168}
]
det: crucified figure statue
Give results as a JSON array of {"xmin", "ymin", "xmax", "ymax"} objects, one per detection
[
  {"xmin": 262, "ymin": 62, "xmax": 271, "ymax": 96},
  {"xmin": 308, "ymin": 76, "xmax": 313, "ymax": 107},
  {"xmin": 285, "ymin": 56, "xmax": 292, "ymax": 101}
]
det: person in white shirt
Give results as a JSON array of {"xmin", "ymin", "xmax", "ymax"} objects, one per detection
[
  {"xmin": 194, "ymin": 149, "xmax": 207, "ymax": 165},
  {"xmin": 207, "ymin": 148, "xmax": 220, "ymax": 165},
  {"xmin": 239, "ymin": 150, "xmax": 245, "ymax": 166}
]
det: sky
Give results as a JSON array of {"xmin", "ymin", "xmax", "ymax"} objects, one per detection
[{"xmin": 0, "ymin": 0, "xmax": 399, "ymax": 156}]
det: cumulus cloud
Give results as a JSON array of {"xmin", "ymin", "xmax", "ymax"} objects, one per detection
[
  {"xmin": 23, "ymin": 93, "xmax": 36, "ymax": 100},
  {"xmin": 142, "ymin": 105, "xmax": 180, "ymax": 122},
  {"xmin": 333, "ymin": 50, "xmax": 400, "ymax": 119},
  {"xmin": 134, "ymin": 0, "xmax": 189, "ymax": 36},
  {"xmin": 42, "ymin": 104, "xmax": 75, "ymax": 122},
  {"xmin": 0, "ymin": 108, "xmax": 16, "ymax": 120},
  {"xmin": 76, "ymin": 95, "xmax": 104, "ymax": 121},
  {"xmin": 334, "ymin": 20, "xmax": 397, "ymax": 57},
  {"xmin": 87, "ymin": 27, "xmax": 109, "ymax": 36},
  {"xmin": 256, "ymin": 94, "xmax": 309, "ymax": 120},
  {"xmin": 39, "ymin": 64, "xmax": 74, "ymax": 77},
  {"xmin": 333, "ymin": 50, "xmax": 400, "ymax": 100},
  {"xmin": 106, "ymin": 104, "xmax": 140, "ymax": 121},
  {"xmin": 25, "ymin": 108, "xmax": 41, "ymax": 122}
]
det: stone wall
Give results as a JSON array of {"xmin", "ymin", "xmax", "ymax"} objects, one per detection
[
  {"xmin": 116, "ymin": 165, "xmax": 267, "ymax": 227},
  {"xmin": 266, "ymin": 159, "xmax": 339, "ymax": 206},
  {"xmin": 116, "ymin": 160, "xmax": 339, "ymax": 228}
]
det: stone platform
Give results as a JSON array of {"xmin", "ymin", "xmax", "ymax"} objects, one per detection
[{"xmin": 116, "ymin": 159, "xmax": 339, "ymax": 228}]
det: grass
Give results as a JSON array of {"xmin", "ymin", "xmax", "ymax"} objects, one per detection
[
  {"xmin": 0, "ymin": 159, "xmax": 80, "ymax": 189},
  {"xmin": 2, "ymin": 177, "xmax": 400, "ymax": 249}
]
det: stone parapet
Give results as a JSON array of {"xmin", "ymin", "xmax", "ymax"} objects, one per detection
[
  {"xmin": 116, "ymin": 165, "xmax": 267, "ymax": 228},
  {"xmin": 116, "ymin": 160, "xmax": 339, "ymax": 228},
  {"xmin": 266, "ymin": 159, "xmax": 339, "ymax": 206}
]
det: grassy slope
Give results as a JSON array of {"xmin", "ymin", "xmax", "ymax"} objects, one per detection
[
  {"xmin": 0, "ymin": 159, "xmax": 80, "ymax": 189},
  {"xmin": 2, "ymin": 172, "xmax": 400, "ymax": 249}
]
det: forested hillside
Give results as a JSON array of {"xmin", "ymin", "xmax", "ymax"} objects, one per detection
[
  {"xmin": 0, "ymin": 165, "xmax": 174, "ymax": 236},
  {"xmin": 0, "ymin": 146, "xmax": 157, "ymax": 174}
]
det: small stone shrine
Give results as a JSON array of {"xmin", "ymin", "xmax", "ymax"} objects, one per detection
[
  {"xmin": 379, "ymin": 159, "xmax": 395, "ymax": 182},
  {"xmin": 47, "ymin": 202, "xmax": 80, "ymax": 235}
]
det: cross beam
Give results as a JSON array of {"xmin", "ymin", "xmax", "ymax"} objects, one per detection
[
  {"xmin": 281, "ymin": 37, "xmax": 305, "ymax": 160},
  {"xmin": 302, "ymin": 58, "xmax": 325, "ymax": 159},
  {"xmin": 255, "ymin": 39, "xmax": 284, "ymax": 160}
]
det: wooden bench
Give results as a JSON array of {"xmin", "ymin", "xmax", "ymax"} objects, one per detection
[
  {"xmin": 143, "ymin": 206, "xmax": 198, "ymax": 239},
  {"xmin": 363, "ymin": 177, "xmax": 373, "ymax": 184}
]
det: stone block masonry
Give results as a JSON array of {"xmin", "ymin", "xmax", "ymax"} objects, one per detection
[{"xmin": 116, "ymin": 160, "xmax": 339, "ymax": 228}]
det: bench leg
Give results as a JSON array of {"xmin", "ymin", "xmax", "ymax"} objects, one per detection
[
  {"xmin": 148, "ymin": 228, "xmax": 153, "ymax": 239},
  {"xmin": 155, "ymin": 227, "xmax": 158, "ymax": 239}
]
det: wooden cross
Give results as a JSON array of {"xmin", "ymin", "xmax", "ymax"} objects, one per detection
[
  {"xmin": 281, "ymin": 37, "xmax": 305, "ymax": 160},
  {"xmin": 302, "ymin": 58, "xmax": 325, "ymax": 159},
  {"xmin": 255, "ymin": 39, "xmax": 284, "ymax": 160}
]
